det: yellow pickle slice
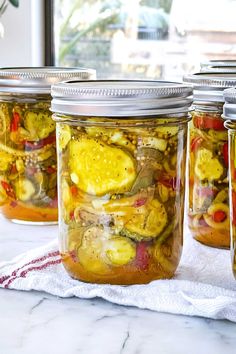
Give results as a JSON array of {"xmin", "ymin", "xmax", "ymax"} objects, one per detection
[
  {"xmin": 69, "ymin": 137, "xmax": 136, "ymax": 196},
  {"xmin": 77, "ymin": 227, "xmax": 110, "ymax": 275},
  {"xmin": 194, "ymin": 148, "xmax": 223, "ymax": 181},
  {"xmin": 104, "ymin": 236, "xmax": 136, "ymax": 266},
  {"xmin": 123, "ymin": 199, "xmax": 168, "ymax": 240}
]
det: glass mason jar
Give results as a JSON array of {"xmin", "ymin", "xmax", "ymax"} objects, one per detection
[
  {"xmin": 223, "ymin": 88, "xmax": 236, "ymax": 278},
  {"xmin": 51, "ymin": 80, "xmax": 193, "ymax": 285},
  {"xmin": 184, "ymin": 72, "xmax": 236, "ymax": 248},
  {"xmin": 0, "ymin": 67, "xmax": 96, "ymax": 225}
]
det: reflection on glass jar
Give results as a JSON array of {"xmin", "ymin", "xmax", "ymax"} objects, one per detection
[
  {"xmin": 223, "ymin": 88, "xmax": 236, "ymax": 278},
  {"xmin": 0, "ymin": 67, "xmax": 96, "ymax": 225},
  {"xmin": 184, "ymin": 72, "xmax": 236, "ymax": 249},
  {"xmin": 51, "ymin": 80, "xmax": 192, "ymax": 284}
]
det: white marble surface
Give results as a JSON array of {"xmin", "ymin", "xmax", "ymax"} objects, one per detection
[{"xmin": 1, "ymin": 215, "xmax": 236, "ymax": 354}]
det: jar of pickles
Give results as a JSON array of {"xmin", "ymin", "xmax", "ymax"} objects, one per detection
[
  {"xmin": 51, "ymin": 80, "xmax": 192, "ymax": 285},
  {"xmin": 0, "ymin": 67, "xmax": 95, "ymax": 224},
  {"xmin": 183, "ymin": 72, "xmax": 236, "ymax": 248},
  {"xmin": 223, "ymin": 88, "xmax": 236, "ymax": 277}
]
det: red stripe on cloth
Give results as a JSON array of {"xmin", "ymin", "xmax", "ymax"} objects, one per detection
[
  {"xmin": 0, "ymin": 250, "xmax": 60, "ymax": 286},
  {"xmin": 4, "ymin": 258, "xmax": 62, "ymax": 289},
  {"xmin": 0, "ymin": 275, "xmax": 11, "ymax": 284},
  {"xmin": 12, "ymin": 251, "xmax": 60, "ymax": 276}
]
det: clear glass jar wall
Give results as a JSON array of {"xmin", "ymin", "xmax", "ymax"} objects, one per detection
[{"xmin": 51, "ymin": 80, "xmax": 192, "ymax": 284}]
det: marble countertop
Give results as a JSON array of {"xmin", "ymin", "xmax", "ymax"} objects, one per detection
[{"xmin": 1, "ymin": 216, "xmax": 236, "ymax": 354}]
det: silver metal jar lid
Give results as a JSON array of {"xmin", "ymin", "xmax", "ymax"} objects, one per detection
[
  {"xmin": 0, "ymin": 67, "xmax": 96, "ymax": 94},
  {"xmin": 183, "ymin": 72, "xmax": 236, "ymax": 103},
  {"xmin": 201, "ymin": 66, "xmax": 236, "ymax": 73},
  {"xmin": 201, "ymin": 60, "xmax": 236, "ymax": 71},
  {"xmin": 223, "ymin": 88, "xmax": 236, "ymax": 120},
  {"xmin": 51, "ymin": 80, "xmax": 193, "ymax": 117}
]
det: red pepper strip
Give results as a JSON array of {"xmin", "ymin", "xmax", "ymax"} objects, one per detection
[
  {"xmin": 135, "ymin": 242, "xmax": 149, "ymax": 270},
  {"xmin": 193, "ymin": 115, "xmax": 225, "ymax": 131},
  {"xmin": 222, "ymin": 142, "xmax": 229, "ymax": 167},
  {"xmin": 10, "ymin": 164, "xmax": 17, "ymax": 174},
  {"xmin": 1, "ymin": 181, "xmax": 15, "ymax": 199},
  {"xmin": 212, "ymin": 210, "xmax": 227, "ymax": 223},
  {"xmin": 232, "ymin": 191, "xmax": 236, "ymax": 226},
  {"xmin": 24, "ymin": 134, "xmax": 56, "ymax": 151},
  {"xmin": 133, "ymin": 198, "xmax": 147, "ymax": 208},
  {"xmin": 10, "ymin": 112, "xmax": 20, "ymax": 132},
  {"xmin": 159, "ymin": 177, "xmax": 177, "ymax": 191},
  {"xmin": 190, "ymin": 137, "xmax": 203, "ymax": 152},
  {"xmin": 70, "ymin": 185, "xmax": 78, "ymax": 197},
  {"xmin": 69, "ymin": 210, "xmax": 75, "ymax": 221},
  {"xmin": 46, "ymin": 166, "xmax": 57, "ymax": 174}
]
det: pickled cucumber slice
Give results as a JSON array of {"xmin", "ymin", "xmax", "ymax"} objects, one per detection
[
  {"xmin": 140, "ymin": 137, "xmax": 167, "ymax": 151},
  {"xmin": 61, "ymin": 179, "xmax": 76, "ymax": 220},
  {"xmin": 32, "ymin": 172, "xmax": 49, "ymax": 200},
  {"xmin": 15, "ymin": 178, "xmax": 35, "ymax": 201},
  {"xmin": 58, "ymin": 124, "xmax": 71, "ymax": 150},
  {"xmin": 86, "ymin": 127, "xmax": 135, "ymax": 151},
  {"xmin": 10, "ymin": 127, "xmax": 31, "ymax": 144},
  {"xmin": 69, "ymin": 137, "xmax": 136, "ymax": 196},
  {"xmin": 123, "ymin": 199, "xmax": 167, "ymax": 240},
  {"xmin": 0, "ymin": 104, "xmax": 10, "ymax": 137},
  {"xmin": 212, "ymin": 189, "xmax": 228, "ymax": 204},
  {"xmin": 67, "ymin": 228, "xmax": 83, "ymax": 253},
  {"xmin": 153, "ymin": 242, "xmax": 176, "ymax": 274},
  {"xmin": 152, "ymin": 222, "xmax": 176, "ymax": 274},
  {"xmin": 0, "ymin": 141, "xmax": 53, "ymax": 158},
  {"xmin": 77, "ymin": 227, "xmax": 110, "ymax": 275},
  {"xmin": 157, "ymin": 183, "xmax": 169, "ymax": 203},
  {"xmin": 15, "ymin": 159, "xmax": 25, "ymax": 173},
  {"xmin": 104, "ymin": 236, "xmax": 136, "ymax": 266},
  {"xmin": 155, "ymin": 126, "xmax": 179, "ymax": 137},
  {"xmin": 24, "ymin": 111, "xmax": 55, "ymax": 140},
  {"xmin": 208, "ymin": 129, "xmax": 228, "ymax": 142},
  {"xmin": 0, "ymin": 151, "xmax": 14, "ymax": 171},
  {"xmin": 195, "ymin": 148, "xmax": 223, "ymax": 181}
]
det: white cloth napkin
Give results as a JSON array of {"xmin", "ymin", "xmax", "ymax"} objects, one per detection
[{"xmin": 1, "ymin": 224, "xmax": 236, "ymax": 322}]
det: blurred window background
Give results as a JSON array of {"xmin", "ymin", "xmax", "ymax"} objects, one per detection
[{"xmin": 54, "ymin": 0, "xmax": 236, "ymax": 80}]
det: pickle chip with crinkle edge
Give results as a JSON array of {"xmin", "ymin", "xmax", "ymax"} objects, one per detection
[
  {"xmin": 77, "ymin": 226, "xmax": 110, "ymax": 275},
  {"xmin": 104, "ymin": 236, "xmax": 136, "ymax": 266},
  {"xmin": 123, "ymin": 199, "xmax": 168, "ymax": 240},
  {"xmin": 24, "ymin": 111, "xmax": 55, "ymax": 140},
  {"xmin": 69, "ymin": 137, "xmax": 136, "ymax": 196},
  {"xmin": 195, "ymin": 148, "xmax": 224, "ymax": 181}
]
